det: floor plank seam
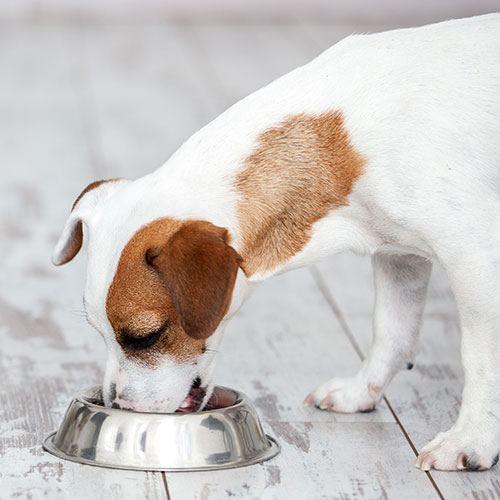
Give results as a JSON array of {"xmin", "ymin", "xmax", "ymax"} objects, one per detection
[
  {"xmin": 162, "ymin": 472, "xmax": 172, "ymax": 500},
  {"xmin": 383, "ymin": 397, "xmax": 446, "ymax": 500},
  {"xmin": 309, "ymin": 265, "xmax": 365, "ymax": 360}
]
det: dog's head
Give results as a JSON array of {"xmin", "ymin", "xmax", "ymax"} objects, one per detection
[{"xmin": 53, "ymin": 179, "xmax": 243, "ymax": 412}]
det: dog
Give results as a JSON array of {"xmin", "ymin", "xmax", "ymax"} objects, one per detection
[{"xmin": 52, "ymin": 14, "xmax": 500, "ymax": 471}]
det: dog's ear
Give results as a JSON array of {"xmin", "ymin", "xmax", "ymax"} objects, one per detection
[
  {"xmin": 52, "ymin": 179, "xmax": 128, "ymax": 266},
  {"xmin": 147, "ymin": 221, "xmax": 242, "ymax": 340}
]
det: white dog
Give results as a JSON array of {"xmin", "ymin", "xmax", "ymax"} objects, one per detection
[{"xmin": 53, "ymin": 14, "xmax": 500, "ymax": 471}]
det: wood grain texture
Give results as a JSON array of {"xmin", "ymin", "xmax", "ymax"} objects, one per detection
[
  {"xmin": 167, "ymin": 422, "xmax": 436, "ymax": 500},
  {"xmin": 216, "ymin": 269, "xmax": 395, "ymax": 424},
  {"xmin": 74, "ymin": 23, "xmax": 219, "ymax": 178}
]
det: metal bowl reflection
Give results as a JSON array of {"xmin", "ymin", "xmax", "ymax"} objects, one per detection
[{"xmin": 43, "ymin": 385, "xmax": 279, "ymax": 471}]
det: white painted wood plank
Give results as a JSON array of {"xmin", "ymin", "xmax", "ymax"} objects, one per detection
[
  {"xmin": 182, "ymin": 24, "xmax": 280, "ymax": 106},
  {"xmin": 314, "ymin": 253, "xmax": 457, "ymax": 319},
  {"xmin": 0, "ymin": 25, "xmax": 75, "ymax": 104},
  {"xmin": 184, "ymin": 22, "xmax": 326, "ymax": 110},
  {"xmin": 0, "ymin": 24, "xmax": 166, "ymax": 499},
  {"xmin": 217, "ymin": 268, "xmax": 395, "ymax": 424},
  {"xmin": 73, "ymin": 23, "xmax": 221, "ymax": 179},
  {"xmin": 167, "ymin": 421, "xmax": 439, "ymax": 500}
]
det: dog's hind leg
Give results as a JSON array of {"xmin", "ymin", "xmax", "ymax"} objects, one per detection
[
  {"xmin": 415, "ymin": 246, "xmax": 500, "ymax": 471},
  {"xmin": 304, "ymin": 252, "xmax": 431, "ymax": 413}
]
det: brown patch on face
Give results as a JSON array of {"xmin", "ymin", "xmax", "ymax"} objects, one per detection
[
  {"xmin": 106, "ymin": 218, "xmax": 241, "ymax": 365},
  {"xmin": 235, "ymin": 111, "xmax": 365, "ymax": 276}
]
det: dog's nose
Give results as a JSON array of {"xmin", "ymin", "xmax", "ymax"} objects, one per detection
[
  {"xmin": 108, "ymin": 382, "xmax": 117, "ymax": 401},
  {"xmin": 105, "ymin": 383, "xmax": 136, "ymax": 410}
]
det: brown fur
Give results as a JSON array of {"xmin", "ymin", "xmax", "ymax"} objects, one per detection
[
  {"xmin": 235, "ymin": 111, "xmax": 365, "ymax": 277},
  {"xmin": 106, "ymin": 218, "xmax": 242, "ymax": 365}
]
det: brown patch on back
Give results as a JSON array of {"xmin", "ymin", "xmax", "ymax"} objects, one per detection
[
  {"xmin": 106, "ymin": 218, "xmax": 241, "ymax": 365},
  {"xmin": 235, "ymin": 111, "xmax": 365, "ymax": 276}
]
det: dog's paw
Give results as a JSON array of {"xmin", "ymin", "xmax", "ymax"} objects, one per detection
[
  {"xmin": 415, "ymin": 428, "xmax": 500, "ymax": 471},
  {"xmin": 303, "ymin": 376, "xmax": 380, "ymax": 413}
]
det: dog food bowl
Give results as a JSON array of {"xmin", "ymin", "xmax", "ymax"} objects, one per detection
[{"xmin": 43, "ymin": 385, "xmax": 280, "ymax": 472}]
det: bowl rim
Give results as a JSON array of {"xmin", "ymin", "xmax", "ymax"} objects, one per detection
[{"xmin": 76, "ymin": 384, "xmax": 246, "ymax": 417}]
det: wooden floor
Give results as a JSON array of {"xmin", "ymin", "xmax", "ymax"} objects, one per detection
[{"xmin": 2, "ymin": 17, "xmax": 500, "ymax": 500}]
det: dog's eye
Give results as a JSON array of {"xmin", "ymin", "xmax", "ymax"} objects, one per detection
[{"xmin": 120, "ymin": 323, "xmax": 167, "ymax": 351}]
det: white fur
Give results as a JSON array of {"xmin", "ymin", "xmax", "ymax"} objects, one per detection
[{"xmin": 54, "ymin": 14, "xmax": 500, "ymax": 470}]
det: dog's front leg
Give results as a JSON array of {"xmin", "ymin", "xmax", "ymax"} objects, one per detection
[
  {"xmin": 304, "ymin": 253, "xmax": 432, "ymax": 413},
  {"xmin": 416, "ymin": 253, "xmax": 500, "ymax": 471}
]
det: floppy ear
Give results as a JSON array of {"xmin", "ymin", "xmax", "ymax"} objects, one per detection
[
  {"xmin": 147, "ymin": 221, "xmax": 242, "ymax": 340},
  {"xmin": 52, "ymin": 179, "xmax": 128, "ymax": 266}
]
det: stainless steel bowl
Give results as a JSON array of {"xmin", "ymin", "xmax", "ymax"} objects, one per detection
[{"xmin": 43, "ymin": 385, "xmax": 280, "ymax": 471}]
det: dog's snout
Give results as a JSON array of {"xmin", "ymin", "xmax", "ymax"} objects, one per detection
[
  {"xmin": 104, "ymin": 382, "xmax": 132, "ymax": 410},
  {"xmin": 107, "ymin": 392, "xmax": 134, "ymax": 411}
]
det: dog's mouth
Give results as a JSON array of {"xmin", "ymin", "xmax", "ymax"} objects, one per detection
[{"xmin": 177, "ymin": 377, "xmax": 208, "ymax": 413}]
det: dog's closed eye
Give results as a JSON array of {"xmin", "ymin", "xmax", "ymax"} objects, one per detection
[{"xmin": 119, "ymin": 322, "xmax": 168, "ymax": 351}]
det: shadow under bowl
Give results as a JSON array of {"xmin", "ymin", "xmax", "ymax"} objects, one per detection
[{"xmin": 43, "ymin": 385, "xmax": 280, "ymax": 472}]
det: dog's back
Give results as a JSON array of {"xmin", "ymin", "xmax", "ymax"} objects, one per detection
[
  {"xmin": 313, "ymin": 13, "xmax": 500, "ymax": 164},
  {"xmin": 308, "ymin": 14, "xmax": 500, "ymax": 244}
]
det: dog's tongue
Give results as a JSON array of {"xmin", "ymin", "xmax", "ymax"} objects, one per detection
[
  {"xmin": 176, "ymin": 386, "xmax": 237, "ymax": 413},
  {"xmin": 177, "ymin": 385, "xmax": 207, "ymax": 413}
]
